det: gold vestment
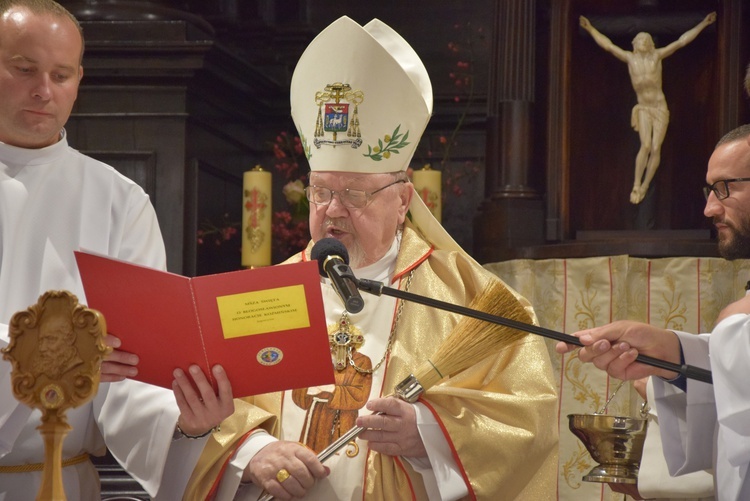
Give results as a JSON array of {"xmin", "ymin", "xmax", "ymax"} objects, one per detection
[{"xmin": 186, "ymin": 222, "xmax": 559, "ymax": 500}]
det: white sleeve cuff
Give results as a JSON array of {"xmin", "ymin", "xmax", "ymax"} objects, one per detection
[
  {"xmin": 404, "ymin": 402, "xmax": 468, "ymax": 501},
  {"xmin": 210, "ymin": 430, "xmax": 277, "ymax": 501}
]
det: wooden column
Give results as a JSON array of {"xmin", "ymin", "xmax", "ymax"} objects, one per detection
[
  {"xmin": 474, "ymin": 0, "xmax": 544, "ymax": 263},
  {"xmin": 545, "ymin": 0, "xmax": 571, "ymax": 242},
  {"xmin": 717, "ymin": 0, "xmax": 745, "ymax": 131}
]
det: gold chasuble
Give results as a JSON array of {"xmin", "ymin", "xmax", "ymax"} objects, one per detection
[{"xmin": 186, "ymin": 222, "xmax": 559, "ymax": 500}]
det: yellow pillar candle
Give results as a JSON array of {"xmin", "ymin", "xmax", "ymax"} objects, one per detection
[
  {"xmin": 412, "ymin": 164, "xmax": 442, "ymax": 222},
  {"xmin": 242, "ymin": 165, "xmax": 272, "ymax": 267}
]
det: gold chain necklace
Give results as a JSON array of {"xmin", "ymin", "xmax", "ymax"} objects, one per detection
[{"xmin": 328, "ymin": 270, "xmax": 413, "ymax": 374}]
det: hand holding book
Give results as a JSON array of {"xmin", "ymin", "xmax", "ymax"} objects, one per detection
[{"xmin": 75, "ymin": 251, "xmax": 334, "ymax": 398}]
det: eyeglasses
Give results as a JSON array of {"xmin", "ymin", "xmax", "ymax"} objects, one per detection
[
  {"xmin": 305, "ymin": 179, "xmax": 406, "ymax": 208},
  {"xmin": 703, "ymin": 178, "xmax": 750, "ymax": 200}
]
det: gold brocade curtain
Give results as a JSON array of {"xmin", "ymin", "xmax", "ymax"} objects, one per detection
[{"xmin": 486, "ymin": 255, "xmax": 750, "ymax": 501}]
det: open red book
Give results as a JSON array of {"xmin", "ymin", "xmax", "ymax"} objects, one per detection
[{"xmin": 75, "ymin": 251, "xmax": 334, "ymax": 398}]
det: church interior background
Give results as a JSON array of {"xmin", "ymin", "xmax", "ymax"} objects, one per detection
[{"xmin": 54, "ymin": 0, "xmax": 750, "ymax": 498}]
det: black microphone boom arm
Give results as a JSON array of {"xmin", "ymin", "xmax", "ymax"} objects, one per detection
[
  {"xmin": 327, "ymin": 260, "xmax": 364, "ymax": 313},
  {"xmin": 356, "ymin": 278, "xmax": 713, "ymax": 385}
]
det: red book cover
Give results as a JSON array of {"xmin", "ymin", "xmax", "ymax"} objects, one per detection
[{"xmin": 74, "ymin": 251, "xmax": 334, "ymax": 398}]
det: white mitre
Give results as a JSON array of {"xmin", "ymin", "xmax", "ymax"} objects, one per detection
[{"xmin": 290, "ymin": 15, "xmax": 463, "ymax": 253}]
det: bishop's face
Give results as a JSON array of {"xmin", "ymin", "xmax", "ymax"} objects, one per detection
[
  {"xmin": 308, "ymin": 171, "xmax": 412, "ymax": 268},
  {"xmin": 704, "ymin": 139, "xmax": 750, "ymax": 260},
  {"xmin": 0, "ymin": 8, "xmax": 83, "ymax": 148}
]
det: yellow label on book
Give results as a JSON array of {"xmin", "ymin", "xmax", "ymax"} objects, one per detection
[{"xmin": 216, "ymin": 285, "xmax": 310, "ymax": 338}]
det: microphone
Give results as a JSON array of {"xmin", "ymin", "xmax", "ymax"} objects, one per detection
[{"xmin": 311, "ymin": 238, "xmax": 365, "ymax": 313}]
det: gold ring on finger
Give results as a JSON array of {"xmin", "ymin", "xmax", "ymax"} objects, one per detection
[{"xmin": 276, "ymin": 468, "xmax": 291, "ymax": 483}]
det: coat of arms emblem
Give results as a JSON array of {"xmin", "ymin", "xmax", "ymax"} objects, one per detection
[{"xmin": 314, "ymin": 83, "xmax": 363, "ymax": 149}]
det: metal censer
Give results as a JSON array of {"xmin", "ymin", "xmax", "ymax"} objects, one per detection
[{"xmin": 567, "ymin": 381, "xmax": 649, "ymax": 484}]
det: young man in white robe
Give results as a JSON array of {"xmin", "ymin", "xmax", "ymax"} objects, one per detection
[{"xmin": 0, "ymin": 1, "xmax": 234, "ymax": 498}]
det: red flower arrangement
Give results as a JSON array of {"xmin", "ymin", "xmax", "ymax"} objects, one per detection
[
  {"xmin": 270, "ymin": 131, "xmax": 310, "ymax": 260},
  {"xmin": 197, "ymin": 213, "xmax": 238, "ymax": 246}
]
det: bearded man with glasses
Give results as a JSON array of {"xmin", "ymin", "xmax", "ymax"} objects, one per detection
[
  {"xmin": 703, "ymin": 125, "xmax": 750, "ymax": 260},
  {"xmin": 556, "ymin": 123, "xmax": 750, "ymax": 501}
]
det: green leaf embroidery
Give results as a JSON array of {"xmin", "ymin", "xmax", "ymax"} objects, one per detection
[
  {"xmin": 364, "ymin": 125, "xmax": 410, "ymax": 161},
  {"xmin": 300, "ymin": 135, "xmax": 312, "ymax": 161}
]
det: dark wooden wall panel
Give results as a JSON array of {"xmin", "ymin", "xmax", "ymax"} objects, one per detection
[
  {"xmin": 80, "ymin": 151, "xmax": 158, "ymax": 196},
  {"xmin": 67, "ymin": 111, "xmax": 189, "ymax": 271}
]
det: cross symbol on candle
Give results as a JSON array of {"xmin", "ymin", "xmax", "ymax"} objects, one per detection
[
  {"xmin": 419, "ymin": 187, "xmax": 436, "ymax": 211},
  {"xmin": 244, "ymin": 188, "xmax": 268, "ymax": 228}
]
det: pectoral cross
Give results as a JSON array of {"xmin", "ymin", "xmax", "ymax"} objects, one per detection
[{"xmin": 328, "ymin": 313, "xmax": 364, "ymax": 371}]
